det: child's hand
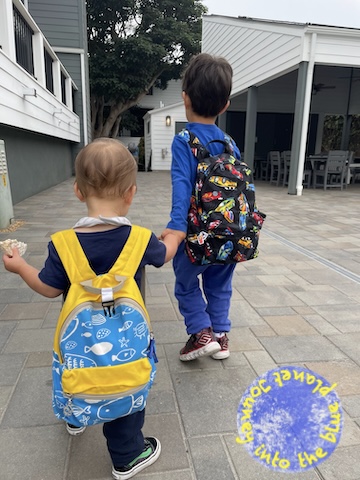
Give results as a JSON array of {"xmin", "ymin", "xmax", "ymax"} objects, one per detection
[
  {"xmin": 2, "ymin": 247, "xmax": 26, "ymax": 274},
  {"xmin": 160, "ymin": 228, "xmax": 186, "ymax": 242}
]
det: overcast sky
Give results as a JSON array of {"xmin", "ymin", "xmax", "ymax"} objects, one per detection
[{"xmin": 202, "ymin": 0, "xmax": 360, "ymax": 29}]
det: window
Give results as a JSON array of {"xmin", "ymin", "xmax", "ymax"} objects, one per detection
[
  {"xmin": 72, "ymin": 88, "xmax": 77, "ymax": 114},
  {"xmin": 61, "ymin": 71, "xmax": 66, "ymax": 104},
  {"xmin": 44, "ymin": 49, "xmax": 54, "ymax": 93},
  {"xmin": 13, "ymin": 6, "xmax": 34, "ymax": 75}
]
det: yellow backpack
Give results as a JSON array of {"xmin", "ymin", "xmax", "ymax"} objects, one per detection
[{"xmin": 50, "ymin": 225, "xmax": 157, "ymax": 427}]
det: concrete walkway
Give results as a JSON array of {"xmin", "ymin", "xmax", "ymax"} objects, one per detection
[{"xmin": 1, "ymin": 172, "xmax": 360, "ymax": 480}]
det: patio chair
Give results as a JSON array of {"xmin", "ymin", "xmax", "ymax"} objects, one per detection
[
  {"xmin": 269, "ymin": 151, "xmax": 282, "ymax": 186},
  {"xmin": 281, "ymin": 150, "xmax": 291, "ymax": 186},
  {"xmin": 312, "ymin": 150, "xmax": 349, "ymax": 190}
]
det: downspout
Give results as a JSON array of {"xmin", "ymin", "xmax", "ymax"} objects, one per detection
[{"xmin": 296, "ymin": 32, "xmax": 317, "ymax": 195}]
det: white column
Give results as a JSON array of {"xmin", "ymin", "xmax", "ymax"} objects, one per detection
[
  {"xmin": 295, "ymin": 33, "xmax": 317, "ymax": 196},
  {"xmin": 32, "ymin": 33, "xmax": 45, "ymax": 87},
  {"xmin": 65, "ymin": 77, "xmax": 73, "ymax": 110},
  {"xmin": 0, "ymin": 0, "xmax": 16, "ymax": 60},
  {"xmin": 52, "ymin": 60, "xmax": 61, "ymax": 100}
]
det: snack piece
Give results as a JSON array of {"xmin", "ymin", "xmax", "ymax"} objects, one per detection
[{"xmin": 0, "ymin": 239, "xmax": 27, "ymax": 256}]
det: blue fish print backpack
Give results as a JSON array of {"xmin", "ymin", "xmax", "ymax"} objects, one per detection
[
  {"xmin": 184, "ymin": 130, "xmax": 266, "ymax": 265},
  {"xmin": 50, "ymin": 226, "xmax": 157, "ymax": 427}
]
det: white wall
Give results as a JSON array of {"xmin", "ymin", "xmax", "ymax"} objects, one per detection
[
  {"xmin": 203, "ymin": 16, "xmax": 304, "ymax": 95},
  {"xmin": 150, "ymin": 104, "xmax": 186, "ymax": 170},
  {"xmin": 0, "ymin": 51, "xmax": 80, "ymax": 142},
  {"xmin": 139, "ymin": 80, "xmax": 183, "ymax": 109}
]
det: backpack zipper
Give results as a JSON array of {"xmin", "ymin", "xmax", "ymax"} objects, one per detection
[{"xmin": 63, "ymin": 383, "xmax": 149, "ymax": 401}]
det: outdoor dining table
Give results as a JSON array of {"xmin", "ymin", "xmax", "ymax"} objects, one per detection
[{"xmin": 307, "ymin": 153, "xmax": 328, "ymax": 171}]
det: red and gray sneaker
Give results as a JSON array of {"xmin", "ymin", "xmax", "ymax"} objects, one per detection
[
  {"xmin": 179, "ymin": 327, "xmax": 221, "ymax": 361},
  {"xmin": 211, "ymin": 334, "xmax": 230, "ymax": 360}
]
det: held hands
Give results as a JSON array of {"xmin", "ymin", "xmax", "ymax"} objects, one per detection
[
  {"xmin": 160, "ymin": 228, "xmax": 186, "ymax": 243},
  {"xmin": 159, "ymin": 229, "xmax": 186, "ymax": 263}
]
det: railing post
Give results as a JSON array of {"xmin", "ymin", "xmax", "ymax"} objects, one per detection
[
  {"xmin": 32, "ymin": 32, "xmax": 45, "ymax": 87},
  {"xmin": 0, "ymin": 0, "xmax": 16, "ymax": 60}
]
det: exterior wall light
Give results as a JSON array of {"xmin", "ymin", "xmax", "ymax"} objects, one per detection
[{"xmin": 166, "ymin": 115, "xmax": 171, "ymax": 127}]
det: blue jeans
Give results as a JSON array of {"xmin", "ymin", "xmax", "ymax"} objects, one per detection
[
  {"xmin": 103, "ymin": 410, "xmax": 145, "ymax": 467},
  {"xmin": 173, "ymin": 245, "xmax": 236, "ymax": 334}
]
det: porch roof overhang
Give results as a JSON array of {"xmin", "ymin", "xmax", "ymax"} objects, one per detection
[
  {"xmin": 202, "ymin": 15, "xmax": 360, "ymax": 195},
  {"xmin": 202, "ymin": 15, "xmax": 360, "ymax": 97}
]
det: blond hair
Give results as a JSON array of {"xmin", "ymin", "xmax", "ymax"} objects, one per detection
[{"xmin": 75, "ymin": 138, "xmax": 137, "ymax": 198}]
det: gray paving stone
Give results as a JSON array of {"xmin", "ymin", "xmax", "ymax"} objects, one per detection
[
  {"xmin": 328, "ymin": 333, "xmax": 360, "ymax": 365},
  {"xmin": 0, "ymin": 323, "xmax": 16, "ymax": 353},
  {"xmin": 142, "ymin": 414, "xmax": 190, "ymax": 473},
  {"xmin": 1, "ymin": 366, "xmax": 55, "ymax": 428},
  {"xmin": 259, "ymin": 335, "xmax": 348, "ymax": 363},
  {"xmin": 293, "ymin": 288, "xmax": 357, "ymax": 307},
  {"xmin": 0, "ymin": 385, "xmax": 12, "ymax": 421},
  {"xmin": 3, "ymin": 174, "xmax": 360, "ymax": 479},
  {"xmin": 147, "ymin": 303, "xmax": 178, "ymax": 322},
  {"xmin": 312, "ymin": 304, "xmax": 360, "ymax": 333},
  {"xmin": 66, "ymin": 424, "xmax": 114, "ymax": 479},
  {"xmin": 151, "ymin": 321, "xmax": 188, "ymax": 345},
  {"xmin": 146, "ymin": 390, "xmax": 177, "ymax": 415},
  {"xmin": 229, "ymin": 300, "xmax": 265, "ymax": 327},
  {"xmin": 188, "ymin": 436, "xmax": 237, "ymax": 480},
  {"xmin": 0, "ymin": 287, "xmax": 34, "ymax": 304},
  {"xmin": 0, "ymin": 424, "xmax": 68, "ymax": 480},
  {"xmin": 317, "ymin": 445, "xmax": 360, "ymax": 480},
  {"xmin": 240, "ymin": 286, "xmax": 305, "ymax": 308},
  {"xmin": 173, "ymin": 367, "xmax": 254, "ymax": 437},
  {"xmin": 341, "ymin": 395, "xmax": 360, "ymax": 418},
  {"xmin": 3, "ymin": 327, "xmax": 55, "ymax": 354},
  {"xmin": 0, "ymin": 353, "xmax": 27, "ymax": 385}
]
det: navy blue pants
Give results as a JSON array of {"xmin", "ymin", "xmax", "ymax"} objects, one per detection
[
  {"xmin": 173, "ymin": 245, "xmax": 236, "ymax": 334},
  {"xmin": 103, "ymin": 410, "xmax": 145, "ymax": 467}
]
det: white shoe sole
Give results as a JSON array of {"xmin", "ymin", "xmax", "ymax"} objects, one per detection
[
  {"xmin": 66, "ymin": 424, "xmax": 86, "ymax": 436},
  {"xmin": 112, "ymin": 438, "xmax": 161, "ymax": 479},
  {"xmin": 211, "ymin": 349, "xmax": 230, "ymax": 360},
  {"xmin": 180, "ymin": 341, "xmax": 221, "ymax": 362}
]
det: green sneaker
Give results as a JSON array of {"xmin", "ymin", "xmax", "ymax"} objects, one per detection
[{"xmin": 112, "ymin": 437, "xmax": 161, "ymax": 479}]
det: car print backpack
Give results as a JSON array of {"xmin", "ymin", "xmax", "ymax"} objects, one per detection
[
  {"xmin": 184, "ymin": 130, "xmax": 266, "ymax": 265},
  {"xmin": 50, "ymin": 226, "xmax": 157, "ymax": 427}
]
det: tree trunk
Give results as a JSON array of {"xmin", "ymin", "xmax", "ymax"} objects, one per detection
[{"xmin": 110, "ymin": 115, "xmax": 122, "ymax": 138}]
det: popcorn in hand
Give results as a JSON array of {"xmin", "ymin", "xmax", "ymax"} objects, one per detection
[{"xmin": 0, "ymin": 239, "xmax": 27, "ymax": 256}]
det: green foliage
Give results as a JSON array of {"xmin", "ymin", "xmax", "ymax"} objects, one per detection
[
  {"xmin": 322, "ymin": 114, "xmax": 360, "ymax": 156},
  {"xmin": 349, "ymin": 115, "xmax": 360, "ymax": 156},
  {"xmin": 321, "ymin": 115, "xmax": 344, "ymax": 151},
  {"xmin": 87, "ymin": 0, "xmax": 206, "ymax": 137}
]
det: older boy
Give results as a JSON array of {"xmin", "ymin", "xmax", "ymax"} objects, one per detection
[
  {"xmin": 161, "ymin": 53, "xmax": 241, "ymax": 361},
  {"xmin": 3, "ymin": 138, "xmax": 181, "ymax": 479}
]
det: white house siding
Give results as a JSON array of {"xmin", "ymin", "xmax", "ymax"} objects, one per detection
[
  {"xmin": 0, "ymin": 50, "xmax": 79, "ymax": 142},
  {"xmin": 139, "ymin": 80, "xmax": 183, "ymax": 109},
  {"xmin": 147, "ymin": 103, "xmax": 186, "ymax": 171},
  {"xmin": 309, "ymin": 28, "xmax": 360, "ymax": 67},
  {"xmin": 202, "ymin": 16, "xmax": 304, "ymax": 95}
]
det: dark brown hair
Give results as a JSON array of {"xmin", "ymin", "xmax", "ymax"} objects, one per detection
[
  {"xmin": 75, "ymin": 138, "xmax": 137, "ymax": 198},
  {"xmin": 182, "ymin": 53, "xmax": 233, "ymax": 117}
]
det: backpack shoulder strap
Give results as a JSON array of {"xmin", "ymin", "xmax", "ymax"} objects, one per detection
[
  {"xmin": 182, "ymin": 129, "xmax": 210, "ymax": 161},
  {"xmin": 109, "ymin": 225, "xmax": 152, "ymax": 279},
  {"xmin": 51, "ymin": 229, "xmax": 95, "ymax": 284}
]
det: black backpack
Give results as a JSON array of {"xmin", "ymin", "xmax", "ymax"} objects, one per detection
[{"xmin": 184, "ymin": 130, "xmax": 266, "ymax": 265}]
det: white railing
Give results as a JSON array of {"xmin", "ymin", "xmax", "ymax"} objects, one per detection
[{"xmin": 0, "ymin": 0, "xmax": 80, "ymax": 142}]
